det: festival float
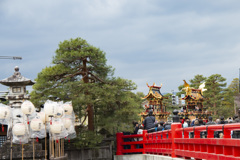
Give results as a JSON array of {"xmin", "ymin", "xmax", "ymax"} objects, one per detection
[
  {"xmin": 141, "ymin": 83, "xmax": 170, "ymax": 122},
  {"xmin": 180, "ymin": 80, "xmax": 211, "ymax": 120}
]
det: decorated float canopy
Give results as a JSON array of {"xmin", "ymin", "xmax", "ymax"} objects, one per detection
[
  {"xmin": 141, "ymin": 83, "xmax": 170, "ymax": 122},
  {"xmin": 181, "ymin": 80, "xmax": 206, "ymax": 110},
  {"xmin": 180, "ymin": 80, "xmax": 210, "ymax": 120},
  {"xmin": 142, "ymin": 83, "xmax": 165, "ymax": 101}
]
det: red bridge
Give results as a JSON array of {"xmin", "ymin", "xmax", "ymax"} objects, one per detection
[{"xmin": 116, "ymin": 123, "xmax": 240, "ymax": 160}]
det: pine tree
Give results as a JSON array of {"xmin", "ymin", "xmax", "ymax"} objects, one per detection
[
  {"xmin": 204, "ymin": 74, "xmax": 227, "ymax": 116},
  {"xmin": 189, "ymin": 74, "xmax": 207, "ymax": 89},
  {"xmin": 30, "ymin": 38, "xmax": 143, "ymax": 147}
]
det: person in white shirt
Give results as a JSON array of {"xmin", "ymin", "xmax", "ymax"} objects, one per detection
[
  {"xmin": 137, "ymin": 125, "xmax": 144, "ymax": 141},
  {"xmin": 183, "ymin": 121, "xmax": 188, "ymax": 128},
  {"xmin": 137, "ymin": 125, "xmax": 144, "ymax": 149}
]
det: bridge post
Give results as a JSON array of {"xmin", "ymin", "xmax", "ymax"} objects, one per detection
[
  {"xmin": 171, "ymin": 110, "xmax": 182, "ymax": 158},
  {"xmin": 142, "ymin": 130, "xmax": 147, "ymax": 154},
  {"xmin": 116, "ymin": 132, "xmax": 123, "ymax": 155}
]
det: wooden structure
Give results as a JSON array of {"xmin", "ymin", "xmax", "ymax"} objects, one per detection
[
  {"xmin": 180, "ymin": 80, "xmax": 211, "ymax": 120},
  {"xmin": 141, "ymin": 83, "xmax": 170, "ymax": 122}
]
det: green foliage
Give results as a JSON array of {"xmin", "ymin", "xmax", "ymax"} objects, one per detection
[
  {"xmin": 74, "ymin": 130, "xmax": 103, "ymax": 149},
  {"xmin": 30, "ymin": 37, "xmax": 142, "ymax": 148},
  {"xmin": 204, "ymin": 74, "xmax": 227, "ymax": 116},
  {"xmin": 176, "ymin": 74, "xmax": 236, "ymax": 119},
  {"xmin": 176, "ymin": 84, "xmax": 184, "ymax": 97},
  {"xmin": 228, "ymin": 78, "xmax": 239, "ymax": 95},
  {"xmin": 93, "ymin": 78, "xmax": 142, "ymax": 134},
  {"xmin": 189, "ymin": 74, "xmax": 207, "ymax": 89},
  {"xmin": 218, "ymin": 88, "xmax": 235, "ymax": 119}
]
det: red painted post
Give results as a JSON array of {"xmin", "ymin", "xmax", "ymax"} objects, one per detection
[
  {"xmin": 116, "ymin": 132, "xmax": 123, "ymax": 155},
  {"xmin": 171, "ymin": 123, "xmax": 182, "ymax": 158},
  {"xmin": 142, "ymin": 130, "xmax": 147, "ymax": 154}
]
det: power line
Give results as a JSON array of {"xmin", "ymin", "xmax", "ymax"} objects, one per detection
[{"xmin": 0, "ymin": 56, "xmax": 22, "ymax": 60}]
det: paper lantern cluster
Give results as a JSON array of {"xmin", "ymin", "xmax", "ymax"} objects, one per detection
[
  {"xmin": 43, "ymin": 100, "xmax": 75, "ymax": 140},
  {"xmin": 2, "ymin": 99, "xmax": 76, "ymax": 144}
]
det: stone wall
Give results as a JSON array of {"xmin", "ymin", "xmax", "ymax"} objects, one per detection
[
  {"xmin": 65, "ymin": 145, "xmax": 113, "ymax": 160},
  {"xmin": 0, "ymin": 139, "xmax": 45, "ymax": 160}
]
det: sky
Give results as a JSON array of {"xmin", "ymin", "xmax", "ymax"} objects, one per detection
[{"xmin": 0, "ymin": 0, "xmax": 240, "ymax": 95}]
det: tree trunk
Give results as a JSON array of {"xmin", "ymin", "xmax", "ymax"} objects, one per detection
[
  {"xmin": 87, "ymin": 105, "xmax": 94, "ymax": 131},
  {"xmin": 83, "ymin": 59, "xmax": 94, "ymax": 131},
  {"xmin": 213, "ymin": 103, "xmax": 217, "ymax": 116}
]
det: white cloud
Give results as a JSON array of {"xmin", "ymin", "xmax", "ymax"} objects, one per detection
[{"xmin": 0, "ymin": 0, "xmax": 240, "ymax": 95}]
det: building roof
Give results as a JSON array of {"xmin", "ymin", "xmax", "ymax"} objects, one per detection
[
  {"xmin": 181, "ymin": 80, "xmax": 205, "ymax": 101},
  {"xmin": 0, "ymin": 66, "xmax": 35, "ymax": 86},
  {"xmin": 182, "ymin": 89, "xmax": 205, "ymax": 100},
  {"xmin": 142, "ymin": 83, "xmax": 166, "ymax": 100}
]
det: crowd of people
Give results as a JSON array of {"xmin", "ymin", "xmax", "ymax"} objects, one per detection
[
  {"xmin": 123, "ymin": 110, "xmax": 240, "ymax": 153},
  {"xmin": 133, "ymin": 109, "xmax": 240, "ymax": 139}
]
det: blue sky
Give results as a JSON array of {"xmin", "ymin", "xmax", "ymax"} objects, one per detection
[{"xmin": 0, "ymin": 0, "xmax": 240, "ymax": 95}]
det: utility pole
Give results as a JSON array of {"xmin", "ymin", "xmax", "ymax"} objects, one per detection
[{"xmin": 0, "ymin": 56, "xmax": 22, "ymax": 60}]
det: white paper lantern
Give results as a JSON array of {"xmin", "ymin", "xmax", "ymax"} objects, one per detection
[
  {"xmin": 44, "ymin": 103, "xmax": 56, "ymax": 116},
  {"xmin": 21, "ymin": 101, "xmax": 35, "ymax": 115},
  {"xmin": 13, "ymin": 123, "xmax": 26, "ymax": 136},
  {"xmin": 50, "ymin": 121, "xmax": 63, "ymax": 134},
  {"xmin": 0, "ymin": 107, "xmax": 10, "ymax": 119},
  {"xmin": 37, "ymin": 112, "xmax": 46, "ymax": 123},
  {"xmin": 45, "ymin": 114, "xmax": 50, "ymax": 122},
  {"xmin": 63, "ymin": 104, "xmax": 73, "ymax": 115},
  {"xmin": 30, "ymin": 118, "xmax": 43, "ymax": 131},
  {"xmin": 55, "ymin": 107, "xmax": 64, "ymax": 118},
  {"xmin": 63, "ymin": 118, "xmax": 72, "ymax": 129}
]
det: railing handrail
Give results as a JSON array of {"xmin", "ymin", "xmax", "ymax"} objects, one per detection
[{"xmin": 116, "ymin": 123, "xmax": 240, "ymax": 159}]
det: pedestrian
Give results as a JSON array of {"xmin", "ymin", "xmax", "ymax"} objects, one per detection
[
  {"xmin": 137, "ymin": 125, "xmax": 144, "ymax": 141},
  {"xmin": 133, "ymin": 122, "xmax": 139, "ymax": 134},
  {"xmin": 143, "ymin": 109, "xmax": 155, "ymax": 132},
  {"xmin": 164, "ymin": 121, "xmax": 171, "ymax": 130},
  {"xmin": 182, "ymin": 120, "xmax": 188, "ymax": 128},
  {"xmin": 219, "ymin": 116, "xmax": 225, "ymax": 124},
  {"xmin": 206, "ymin": 116, "xmax": 216, "ymax": 125},
  {"xmin": 158, "ymin": 121, "xmax": 164, "ymax": 131},
  {"xmin": 155, "ymin": 123, "xmax": 159, "ymax": 132},
  {"xmin": 194, "ymin": 119, "xmax": 200, "ymax": 126},
  {"xmin": 137, "ymin": 125, "xmax": 144, "ymax": 149}
]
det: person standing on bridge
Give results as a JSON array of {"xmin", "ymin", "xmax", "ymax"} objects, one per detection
[{"xmin": 143, "ymin": 109, "xmax": 155, "ymax": 132}]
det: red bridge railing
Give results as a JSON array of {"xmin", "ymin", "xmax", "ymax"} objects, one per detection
[{"xmin": 116, "ymin": 123, "xmax": 240, "ymax": 160}]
